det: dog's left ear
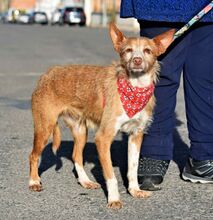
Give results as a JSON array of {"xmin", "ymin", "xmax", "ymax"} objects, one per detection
[
  {"xmin": 153, "ymin": 29, "xmax": 176, "ymax": 56},
  {"xmin": 109, "ymin": 22, "xmax": 126, "ymax": 53}
]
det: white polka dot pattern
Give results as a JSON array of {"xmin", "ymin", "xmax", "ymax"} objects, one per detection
[{"xmin": 117, "ymin": 76, "xmax": 155, "ymax": 118}]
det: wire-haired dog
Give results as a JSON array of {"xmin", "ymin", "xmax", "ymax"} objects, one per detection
[{"xmin": 29, "ymin": 23, "xmax": 175, "ymax": 209}]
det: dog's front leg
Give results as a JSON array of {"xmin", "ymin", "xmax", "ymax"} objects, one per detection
[
  {"xmin": 95, "ymin": 129, "xmax": 122, "ymax": 210},
  {"xmin": 128, "ymin": 131, "xmax": 151, "ymax": 198}
]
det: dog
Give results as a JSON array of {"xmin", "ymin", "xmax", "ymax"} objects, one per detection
[{"xmin": 29, "ymin": 23, "xmax": 175, "ymax": 209}]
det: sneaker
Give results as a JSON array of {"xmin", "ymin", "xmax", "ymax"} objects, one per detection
[
  {"xmin": 138, "ymin": 157, "xmax": 170, "ymax": 191},
  {"xmin": 182, "ymin": 158, "xmax": 213, "ymax": 183}
]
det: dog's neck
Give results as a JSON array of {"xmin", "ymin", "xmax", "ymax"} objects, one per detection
[
  {"xmin": 116, "ymin": 61, "xmax": 160, "ymax": 88},
  {"xmin": 129, "ymin": 74, "xmax": 152, "ymax": 88}
]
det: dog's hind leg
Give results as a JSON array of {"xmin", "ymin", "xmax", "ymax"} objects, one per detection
[
  {"xmin": 52, "ymin": 123, "xmax": 61, "ymax": 154},
  {"xmin": 127, "ymin": 131, "xmax": 151, "ymax": 198},
  {"xmin": 69, "ymin": 121, "xmax": 100, "ymax": 189},
  {"xmin": 29, "ymin": 112, "xmax": 58, "ymax": 192}
]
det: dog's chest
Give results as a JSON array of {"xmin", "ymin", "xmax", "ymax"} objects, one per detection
[
  {"xmin": 115, "ymin": 108, "xmax": 152, "ymax": 134},
  {"xmin": 115, "ymin": 76, "xmax": 154, "ymax": 134}
]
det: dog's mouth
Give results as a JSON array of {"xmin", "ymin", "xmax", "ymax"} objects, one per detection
[
  {"xmin": 128, "ymin": 64, "xmax": 145, "ymax": 73},
  {"xmin": 126, "ymin": 61, "xmax": 149, "ymax": 78},
  {"xmin": 129, "ymin": 69, "xmax": 146, "ymax": 78},
  {"xmin": 130, "ymin": 63, "xmax": 145, "ymax": 72},
  {"xmin": 132, "ymin": 67, "xmax": 143, "ymax": 71}
]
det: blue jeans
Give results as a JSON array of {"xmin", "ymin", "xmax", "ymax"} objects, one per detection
[{"xmin": 139, "ymin": 21, "xmax": 213, "ymax": 160}]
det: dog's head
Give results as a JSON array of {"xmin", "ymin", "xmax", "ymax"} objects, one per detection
[{"xmin": 109, "ymin": 23, "xmax": 175, "ymax": 78}]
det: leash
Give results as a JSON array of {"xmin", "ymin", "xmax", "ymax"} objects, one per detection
[{"xmin": 173, "ymin": 0, "xmax": 213, "ymax": 40}]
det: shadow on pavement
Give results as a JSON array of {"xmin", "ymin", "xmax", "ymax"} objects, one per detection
[
  {"xmin": 173, "ymin": 118, "xmax": 190, "ymax": 173},
  {"xmin": 39, "ymin": 139, "xmax": 128, "ymax": 196},
  {"xmin": 38, "ymin": 116, "xmax": 189, "ymax": 196}
]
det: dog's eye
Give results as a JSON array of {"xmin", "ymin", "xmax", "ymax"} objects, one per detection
[
  {"xmin": 144, "ymin": 48, "xmax": 152, "ymax": 54},
  {"xmin": 125, "ymin": 48, "xmax": 133, "ymax": 53}
]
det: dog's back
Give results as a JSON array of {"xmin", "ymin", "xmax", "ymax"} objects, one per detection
[{"xmin": 32, "ymin": 65, "xmax": 119, "ymax": 126}]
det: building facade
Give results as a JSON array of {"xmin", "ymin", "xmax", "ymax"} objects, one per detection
[{"xmin": 10, "ymin": 0, "xmax": 36, "ymax": 10}]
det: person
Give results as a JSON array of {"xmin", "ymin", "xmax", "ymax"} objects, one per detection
[{"xmin": 120, "ymin": 0, "xmax": 213, "ymax": 190}]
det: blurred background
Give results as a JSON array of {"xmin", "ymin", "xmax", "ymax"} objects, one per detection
[{"xmin": 0, "ymin": 0, "xmax": 138, "ymax": 29}]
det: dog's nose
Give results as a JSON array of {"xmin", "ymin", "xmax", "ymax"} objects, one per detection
[{"xmin": 133, "ymin": 57, "xmax": 142, "ymax": 66}]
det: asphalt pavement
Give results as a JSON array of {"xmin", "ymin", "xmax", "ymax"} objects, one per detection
[{"xmin": 0, "ymin": 24, "xmax": 212, "ymax": 220}]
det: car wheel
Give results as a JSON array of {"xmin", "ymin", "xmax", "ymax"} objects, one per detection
[
  {"xmin": 79, "ymin": 22, "xmax": 86, "ymax": 26},
  {"xmin": 59, "ymin": 18, "xmax": 64, "ymax": 26}
]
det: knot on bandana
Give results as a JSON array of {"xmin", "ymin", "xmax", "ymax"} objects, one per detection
[{"xmin": 117, "ymin": 76, "xmax": 155, "ymax": 118}]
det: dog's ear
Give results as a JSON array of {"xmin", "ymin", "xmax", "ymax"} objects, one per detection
[
  {"xmin": 109, "ymin": 22, "xmax": 126, "ymax": 53},
  {"xmin": 153, "ymin": 29, "xmax": 176, "ymax": 56}
]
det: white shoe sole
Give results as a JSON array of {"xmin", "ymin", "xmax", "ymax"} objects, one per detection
[{"xmin": 182, "ymin": 173, "xmax": 213, "ymax": 184}]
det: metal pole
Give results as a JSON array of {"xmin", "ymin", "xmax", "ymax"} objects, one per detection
[
  {"xmin": 7, "ymin": 0, "xmax": 10, "ymax": 10},
  {"xmin": 102, "ymin": 0, "xmax": 107, "ymax": 27},
  {"xmin": 112, "ymin": 0, "xmax": 116, "ymax": 22}
]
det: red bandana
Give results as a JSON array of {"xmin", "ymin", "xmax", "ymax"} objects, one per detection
[{"xmin": 117, "ymin": 76, "xmax": 155, "ymax": 118}]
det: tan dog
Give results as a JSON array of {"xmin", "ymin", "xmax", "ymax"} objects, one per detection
[{"xmin": 29, "ymin": 23, "xmax": 175, "ymax": 209}]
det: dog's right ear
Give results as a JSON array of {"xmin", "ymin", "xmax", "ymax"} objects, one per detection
[
  {"xmin": 109, "ymin": 22, "xmax": 126, "ymax": 53},
  {"xmin": 153, "ymin": 29, "xmax": 176, "ymax": 56}
]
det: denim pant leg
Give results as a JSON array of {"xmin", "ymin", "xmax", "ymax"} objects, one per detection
[
  {"xmin": 183, "ymin": 24, "xmax": 213, "ymax": 160},
  {"xmin": 139, "ymin": 22, "xmax": 189, "ymax": 160}
]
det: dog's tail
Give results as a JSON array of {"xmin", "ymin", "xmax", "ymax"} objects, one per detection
[{"xmin": 52, "ymin": 123, "xmax": 61, "ymax": 155}]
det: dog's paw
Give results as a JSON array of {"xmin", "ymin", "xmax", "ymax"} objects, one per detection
[
  {"xmin": 29, "ymin": 179, "xmax": 43, "ymax": 192},
  {"xmin": 129, "ymin": 188, "xmax": 151, "ymax": 198},
  {"xmin": 107, "ymin": 200, "xmax": 123, "ymax": 210},
  {"xmin": 80, "ymin": 181, "xmax": 101, "ymax": 189}
]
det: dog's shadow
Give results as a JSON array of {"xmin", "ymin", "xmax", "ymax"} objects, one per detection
[
  {"xmin": 38, "ymin": 116, "xmax": 189, "ymax": 195},
  {"xmin": 38, "ymin": 138, "xmax": 128, "ymax": 195}
]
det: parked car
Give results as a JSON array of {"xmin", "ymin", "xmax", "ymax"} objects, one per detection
[
  {"xmin": 59, "ymin": 7, "xmax": 86, "ymax": 26},
  {"xmin": 33, "ymin": 12, "xmax": 48, "ymax": 25},
  {"xmin": 16, "ymin": 12, "xmax": 33, "ymax": 24},
  {"xmin": 51, "ymin": 9, "xmax": 62, "ymax": 25},
  {"xmin": 1, "ymin": 9, "xmax": 15, "ymax": 23},
  {"xmin": 0, "ymin": 12, "xmax": 7, "ymax": 23}
]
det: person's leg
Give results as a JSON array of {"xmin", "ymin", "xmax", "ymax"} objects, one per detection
[
  {"xmin": 182, "ymin": 23, "xmax": 213, "ymax": 183},
  {"xmin": 138, "ymin": 21, "xmax": 189, "ymax": 189}
]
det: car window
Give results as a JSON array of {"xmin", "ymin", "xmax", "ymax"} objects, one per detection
[{"xmin": 65, "ymin": 8, "xmax": 83, "ymax": 12}]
